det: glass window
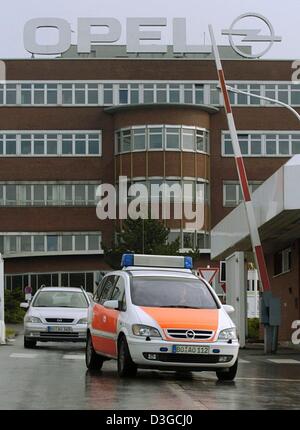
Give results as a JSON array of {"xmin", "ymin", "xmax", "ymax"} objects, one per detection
[
  {"xmin": 0, "ymin": 135, "xmax": 3, "ymax": 155},
  {"xmin": 33, "ymin": 84, "xmax": 45, "ymax": 104},
  {"xmin": 111, "ymin": 277, "xmax": 125, "ymax": 302},
  {"xmin": 46, "ymin": 135, "xmax": 58, "ymax": 155},
  {"xmin": 0, "ymin": 236, "xmax": 3, "ymax": 253},
  {"xmin": 210, "ymin": 84, "xmax": 220, "ymax": 105},
  {"xmin": 183, "ymin": 85, "xmax": 193, "ymax": 103},
  {"xmin": 266, "ymin": 135, "xmax": 277, "ymax": 155},
  {"xmin": 291, "ymin": 88, "xmax": 300, "ymax": 105},
  {"xmin": 250, "ymin": 136, "xmax": 262, "ymax": 155},
  {"xmin": 21, "ymin": 236, "xmax": 32, "ymax": 252},
  {"xmin": 21, "ymin": 135, "xmax": 32, "ymax": 155},
  {"xmin": 6, "ymin": 135, "xmax": 17, "ymax": 155},
  {"xmin": 132, "ymin": 128, "xmax": 146, "ymax": 151},
  {"xmin": 6, "ymin": 84, "xmax": 17, "ymax": 105},
  {"xmin": 292, "ymin": 135, "xmax": 300, "ymax": 154},
  {"xmin": 21, "ymin": 84, "xmax": 32, "ymax": 104},
  {"xmin": 33, "ymin": 185, "xmax": 45, "ymax": 203},
  {"xmin": 196, "ymin": 130, "xmax": 205, "ymax": 152},
  {"xmin": 99, "ymin": 276, "xmax": 116, "ymax": 304},
  {"xmin": 156, "ymin": 84, "xmax": 167, "ymax": 103},
  {"xmin": 103, "ymin": 84, "xmax": 113, "ymax": 104},
  {"xmin": 224, "ymin": 184, "xmax": 237, "ymax": 206},
  {"xmin": 278, "ymin": 85, "xmax": 289, "ymax": 104},
  {"xmin": 0, "ymin": 86, "xmax": 3, "ymax": 105},
  {"xmin": 47, "ymin": 185, "xmax": 59, "ymax": 205},
  {"xmin": 130, "ymin": 84, "xmax": 139, "ymax": 104},
  {"xmin": 75, "ymin": 235, "xmax": 86, "ymax": 251},
  {"xmin": 87, "ymin": 84, "xmax": 98, "ymax": 104},
  {"xmin": 75, "ymin": 84, "xmax": 86, "ymax": 104},
  {"xmin": 265, "ymin": 85, "xmax": 276, "ymax": 104},
  {"xmin": 166, "ymin": 127, "xmax": 180, "ymax": 149},
  {"xmin": 47, "ymin": 84, "xmax": 58, "ymax": 104},
  {"xmin": 144, "ymin": 84, "xmax": 154, "ymax": 103},
  {"xmin": 121, "ymin": 130, "xmax": 131, "ymax": 152},
  {"xmin": 169, "ymin": 84, "xmax": 180, "ymax": 103},
  {"xmin": 75, "ymin": 185, "xmax": 86, "ymax": 204},
  {"xmin": 88, "ymin": 185, "xmax": 97, "ymax": 204},
  {"xmin": 47, "ymin": 236, "xmax": 58, "ymax": 252},
  {"xmin": 62, "ymin": 235, "xmax": 73, "ymax": 251},
  {"xmin": 62, "ymin": 84, "xmax": 73, "ymax": 104},
  {"xmin": 183, "ymin": 232, "xmax": 194, "ymax": 249},
  {"xmin": 0, "ymin": 185, "xmax": 3, "ymax": 205},
  {"xmin": 182, "ymin": 129, "xmax": 194, "ymax": 151},
  {"xmin": 33, "ymin": 236, "xmax": 45, "ymax": 252},
  {"xmin": 88, "ymin": 235, "xmax": 100, "ymax": 250},
  {"xmin": 6, "ymin": 185, "xmax": 16, "ymax": 204},
  {"xmin": 119, "ymin": 84, "xmax": 128, "ymax": 104},
  {"xmin": 278, "ymin": 135, "xmax": 290, "ymax": 155},
  {"xmin": 34, "ymin": 135, "xmax": 45, "ymax": 155},
  {"xmin": 88, "ymin": 135, "xmax": 100, "ymax": 155},
  {"xmin": 237, "ymin": 85, "xmax": 248, "ymax": 104},
  {"xmin": 238, "ymin": 135, "xmax": 249, "ymax": 155},
  {"xmin": 62, "ymin": 135, "xmax": 73, "ymax": 155},
  {"xmin": 195, "ymin": 84, "xmax": 204, "ymax": 104},
  {"xmin": 224, "ymin": 136, "xmax": 234, "ymax": 155},
  {"xmin": 75, "ymin": 135, "xmax": 86, "ymax": 155},
  {"xmin": 7, "ymin": 236, "xmax": 17, "ymax": 253},
  {"xmin": 149, "ymin": 127, "xmax": 163, "ymax": 149},
  {"xmin": 249, "ymin": 85, "xmax": 261, "ymax": 105},
  {"xmin": 19, "ymin": 185, "xmax": 32, "ymax": 205}
]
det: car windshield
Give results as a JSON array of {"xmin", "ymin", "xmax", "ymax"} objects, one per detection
[
  {"xmin": 130, "ymin": 276, "xmax": 218, "ymax": 309},
  {"xmin": 32, "ymin": 291, "xmax": 88, "ymax": 308}
]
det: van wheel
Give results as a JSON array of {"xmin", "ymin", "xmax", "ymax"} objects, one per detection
[
  {"xmin": 118, "ymin": 336, "xmax": 137, "ymax": 377},
  {"xmin": 216, "ymin": 359, "xmax": 238, "ymax": 381},
  {"xmin": 24, "ymin": 337, "xmax": 36, "ymax": 349},
  {"xmin": 85, "ymin": 332, "xmax": 104, "ymax": 370}
]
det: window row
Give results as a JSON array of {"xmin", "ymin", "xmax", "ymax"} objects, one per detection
[
  {"xmin": 0, "ymin": 183, "xmax": 99, "ymax": 206},
  {"xmin": 223, "ymin": 132, "xmax": 300, "ymax": 157},
  {"xmin": 0, "ymin": 233, "xmax": 102, "ymax": 255},
  {"xmin": 5, "ymin": 271, "xmax": 101, "ymax": 293},
  {"xmin": 223, "ymin": 181, "xmax": 263, "ymax": 207},
  {"xmin": 116, "ymin": 126, "xmax": 209, "ymax": 153},
  {"xmin": 1, "ymin": 82, "xmax": 299, "ymax": 106},
  {"xmin": 122, "ymin": 178, "xmax": 210, "ymax": 203},
  {"xmin": 0, "ymin": 132, "xmax": 101, "ymax": 156},
  {"xmin": 167, "ymin": 230, "xmax": 211, "ymax": 250}
]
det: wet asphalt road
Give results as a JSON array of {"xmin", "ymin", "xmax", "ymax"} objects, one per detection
[{"xmin": 1, "ymin": 333, "xmax": 300, "ymax": 410}]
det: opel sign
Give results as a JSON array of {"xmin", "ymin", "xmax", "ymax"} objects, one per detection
[
  {"xmin": 222, "ymin": 13, "xmax": 282, "ymax": 59},
  {"xmin": 23, "ymin": 13, "xmax": 282, "ymax": 58}
]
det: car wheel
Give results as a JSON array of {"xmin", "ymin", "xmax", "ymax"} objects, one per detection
[
  {"xmin": 117, "ymin": 336, "xmax": 137, "ymax": 378},
  {"xmin": 24, "ymin": 337, "xmax": 37, "ymax": 349},
  {"xmin": 85, "ymin": 332, "xmax": 104, "ymax": 370},
  {"xmin": 216, "ymin": 358, "xmax": 238, "ymax": 381}
]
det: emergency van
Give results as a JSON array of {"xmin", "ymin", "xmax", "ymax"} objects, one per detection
[{"xmin": 86, "ymin": 254, "xmax": 239, "ymax": 380}]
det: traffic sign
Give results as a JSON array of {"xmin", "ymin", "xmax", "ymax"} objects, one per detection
[{"xmin": 197, "ymin": 267, "xmax": 219, "ymax": 284}]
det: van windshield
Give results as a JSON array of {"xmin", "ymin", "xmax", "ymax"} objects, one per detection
[{"xmin": 130, "ymin": 276, "xmax": 218, "ymax": 309}]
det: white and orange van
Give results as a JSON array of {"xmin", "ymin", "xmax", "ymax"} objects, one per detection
[{"xmin": 86, "ymin": 254, "xmax": 239, "ymax": 380}]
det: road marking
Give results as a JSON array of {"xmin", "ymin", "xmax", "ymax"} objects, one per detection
[
  {"xmin": 267, "ymin": 359, "xmax": 300, "ymax": 364},
  {"xmin": 63, "ymin": 354, "xmax": 85, "ymax": 360},
  {"xmin": 238, "ymin": 359, "xmax": 250, "ymax": 363},
  {"xmin": 10, "ymin": 353, "xmax": 38, "ymax": 359}
]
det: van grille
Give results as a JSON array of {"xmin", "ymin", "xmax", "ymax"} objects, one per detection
[{"xmin": 166, "ymin": 329, "xmax": 214, "ymax": 340}]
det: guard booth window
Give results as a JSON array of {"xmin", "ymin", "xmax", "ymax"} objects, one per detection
[{"xmin": 274, "ymin": 248, "xmax": 291, "ymax": 276}]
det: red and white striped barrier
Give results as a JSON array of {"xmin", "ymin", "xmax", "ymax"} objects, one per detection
[{"xmin": 209, "ymin": 25, "xmax": 271, "ymax": 292}]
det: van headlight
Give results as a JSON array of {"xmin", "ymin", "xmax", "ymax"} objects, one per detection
[
  {"xmin": 218, "ymin": 328, "xmax": 237, "ymax": 341},
  {"xmin": 132, "ymin": 325, "xmax": 161, "ymax": 338},
  {"xmin": 25, "ymin": 316, "xmax": 42, "ymax": 323}
]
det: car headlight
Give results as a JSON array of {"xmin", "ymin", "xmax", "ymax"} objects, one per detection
[
  {"xmin": 132, "ymin": 324, "xmax": 161, "ymax": 338},
  {"xmin": 218, "ymin": 328, "xmax": 237, "ymax": 341},
  {"xmin": 77, "ymin": 318, "xmax": 88, "ymax": 324},
  {"xmin": 24, "ymin": 316, "xmax": 42, "ymax": 323}
]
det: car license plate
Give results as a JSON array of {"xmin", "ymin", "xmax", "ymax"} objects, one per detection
[
  {"xmin": 47, "ymin": 326, "xmax": 73, "ymax": 333},
  {"xmin": 172, "ymin": 345, "xmax": 210, "ymax": 354}
]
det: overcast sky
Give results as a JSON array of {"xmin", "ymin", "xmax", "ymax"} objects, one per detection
[{"xmin": 1, "ymin": 0, "xmax": 299, "ymax": 59}]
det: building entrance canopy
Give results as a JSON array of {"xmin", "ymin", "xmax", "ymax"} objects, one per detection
[{"xmin": 211, "ymin": 155, "xmax": 300, "ymax": 260}]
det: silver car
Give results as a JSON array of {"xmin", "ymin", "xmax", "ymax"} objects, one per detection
[{"xmin": 21, "ymin": 286, "xmax": 90, "ymax": 348}]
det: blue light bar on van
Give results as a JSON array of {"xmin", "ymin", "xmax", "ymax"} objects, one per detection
[{"xmin": 121, "ymin": 254, "xmax": 193, "ymax": 269}]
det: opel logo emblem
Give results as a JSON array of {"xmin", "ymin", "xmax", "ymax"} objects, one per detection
[
  {"xmin": 186, "ymin": 330, "xmax": 195, "ymax": 339},
  {"xmin": 222, "ymin": 13, "xmax": 282, "ymax": 59}
]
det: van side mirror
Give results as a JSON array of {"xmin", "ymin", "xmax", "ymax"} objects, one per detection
[{"xmin": 103, "ymin": 300, "xmax": 121, "ymax": 310}]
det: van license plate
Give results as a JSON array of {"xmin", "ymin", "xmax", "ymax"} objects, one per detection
[{"xmin": 173, "ymin": 345, "xmax": 209, "ymax": 354}]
